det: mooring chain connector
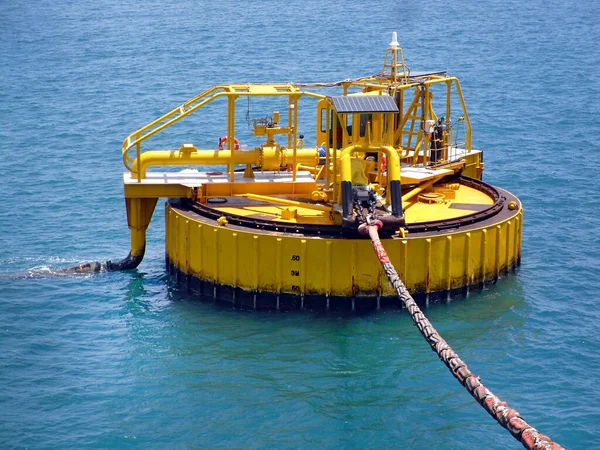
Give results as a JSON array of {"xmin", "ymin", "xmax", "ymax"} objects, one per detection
[
  {"xmin": 352, "ymin": 190, "xmax": 366, "ymax": 226},
  {"xmin": 353, "ymin": 186, "xmax": 384, "ymax": 235},
  {"xmin": 364, "ymin": 223, "xmax": 563, "ymax": 450}
]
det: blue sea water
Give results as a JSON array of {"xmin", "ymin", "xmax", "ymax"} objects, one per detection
[{"xmin": 1, "ymin": 0, "xmax": 599, "ymax": 448}]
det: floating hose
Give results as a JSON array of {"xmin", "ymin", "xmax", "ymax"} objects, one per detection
[{"xmin": 362, "ymin": 222, "xmax": 563, "ymax": 450}]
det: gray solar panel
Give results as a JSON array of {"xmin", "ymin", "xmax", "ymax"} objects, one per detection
[{"xmin": 330, "ymin": 95, "xmax": 399, "ymax": 113}]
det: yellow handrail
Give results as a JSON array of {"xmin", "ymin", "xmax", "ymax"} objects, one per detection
[
  {"xmin": 121, "ymin": 83, "xmax": 311, "ymax": 174},
  {"xmin": 424, "ymin": 77, "xmax": 472, "ymax": 151},
  {"xmin": 121, "ymin": 77, "xmax": 472, "ymax": 179},
  {"xmin": 121, "ymin": 86, "xmax": 228, "ymax": 172}
]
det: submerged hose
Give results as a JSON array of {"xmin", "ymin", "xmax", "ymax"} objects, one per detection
[
  {"xmin": 63, "ymin": 250, "xmax": 144, "ymax": 274},
  {"xmin": 363, "ymin": 224, "xmax": 563, "ymax": 450},
  {"xmin": 63, "ymin": 261, "xmax": 104, "ymax": 274}
]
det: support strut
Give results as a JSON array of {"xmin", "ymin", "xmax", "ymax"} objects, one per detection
[{"xmin": 64, "ymin": 197, "xmax": 157, "ymax": 273}]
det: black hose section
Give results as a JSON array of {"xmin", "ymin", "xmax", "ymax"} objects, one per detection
[
  {"xmin": 366, "ymin": 225, "xmax": 562, "ymax": 450},
  {"xmin": 390, "ymin": 179, "xmax": 402, "ymax": 218},
  {"xmin": 60, "ymin": 252, "xmax": 144, "ymax": 273},
  {"xmin": 63, "ymin": 261, "xmax": 104, "ymax": 274},
  {"xmin": 62, "ymin": 249, "xmax": 145, "ymax": 274},
  {"xmin": 105, "ymin": 250, "xmax": 145, "ymax": 271},
  {"xmin": 341, "ymin": 181, "xmax": 354, "ymax": 227}
]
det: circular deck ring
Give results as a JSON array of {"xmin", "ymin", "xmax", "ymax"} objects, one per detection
[{"xmin": 183, "ymin": 176, "xmax": 504, "ymax": 237}]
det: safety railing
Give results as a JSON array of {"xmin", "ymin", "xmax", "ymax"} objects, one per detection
[
  {"xmin": 122, "ymin": 86, "xmax": 229, "ymax": 178},
  {"xmin": 122, "ymin": 84, "xmax": 308, "ymax": 181}
]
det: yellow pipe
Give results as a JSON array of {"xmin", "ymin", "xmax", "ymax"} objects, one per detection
[
  {"xmin": 135, "ymin": 135, "xmax": 141, "ymax": 182},
  {"xmin": 296, "ymin": 164, "xmax": 317, "ymax": 173},
  {"xmin": 239, "ymin": 193, "xmax": 333, "ymax": 213},
  {"xmin": 130, "ymin": 228, "xmax": 146, "ymax": 257},
  {"xmin": 126, "ymin": 197, "xmax": 158, "ymax": 257},
  {"xmin": 332, "ymin": 112, "xmax": 338, "ymax": 201},
  {"xmin": 132, "ymin": 146, "xmax": 319, "ymax": 179},
  {"xmin": 339, "ymin": 144, "xmax": 400, "ymax": 184},
  {"xmin": 301, "ymin": 92, "xmax": 327, "ymax": 100},
  {"xmin": 325, "ymin": 106, "xmax": 331, "ymax": 189},
  {"xmin": 292, "ymin": 96, "xmax": 298, "ymax": 182},
  {"xmin": 228, "ymin": 95, "xmax": 236, "ymax": 180}
]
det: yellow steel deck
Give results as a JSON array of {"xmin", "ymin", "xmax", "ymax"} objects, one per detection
[{"xmin": 201, "ymin": 181, "xmax": 492, "ymax": 226}]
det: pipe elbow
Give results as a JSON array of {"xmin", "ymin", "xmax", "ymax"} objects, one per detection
[
  {"xmin": 339, "ymin": 145, "xmax": 356, "ymax": 182},
  {"xmin": 382, "ymin": 145, "xmax": 401, "ymax": 181},
  {"xmin": 105, "ymin": 249, "xmax": 145, "ymax": 271},
  {"xmin": 131, "ymin": 152, "xmax": 172, "ymax": 179}
]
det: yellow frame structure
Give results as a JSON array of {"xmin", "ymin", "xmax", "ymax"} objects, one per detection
[{"xmin": 116, "ymin": 39, "xmax": 482, "ymax": 276}]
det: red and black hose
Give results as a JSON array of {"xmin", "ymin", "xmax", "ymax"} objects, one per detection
[{"xmin": 362, "ymin": 223, "xmax": 563, "ymax": 450}]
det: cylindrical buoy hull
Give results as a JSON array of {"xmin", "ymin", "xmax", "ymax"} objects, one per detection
[{"xmin": 164, "ymin": 187, "xmax": 522, "ymax": 310}]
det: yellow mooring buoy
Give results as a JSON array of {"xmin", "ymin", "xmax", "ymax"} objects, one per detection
[{"xmin": 71, "ymin": 32, "xmax": 521, "ymax": 312}]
